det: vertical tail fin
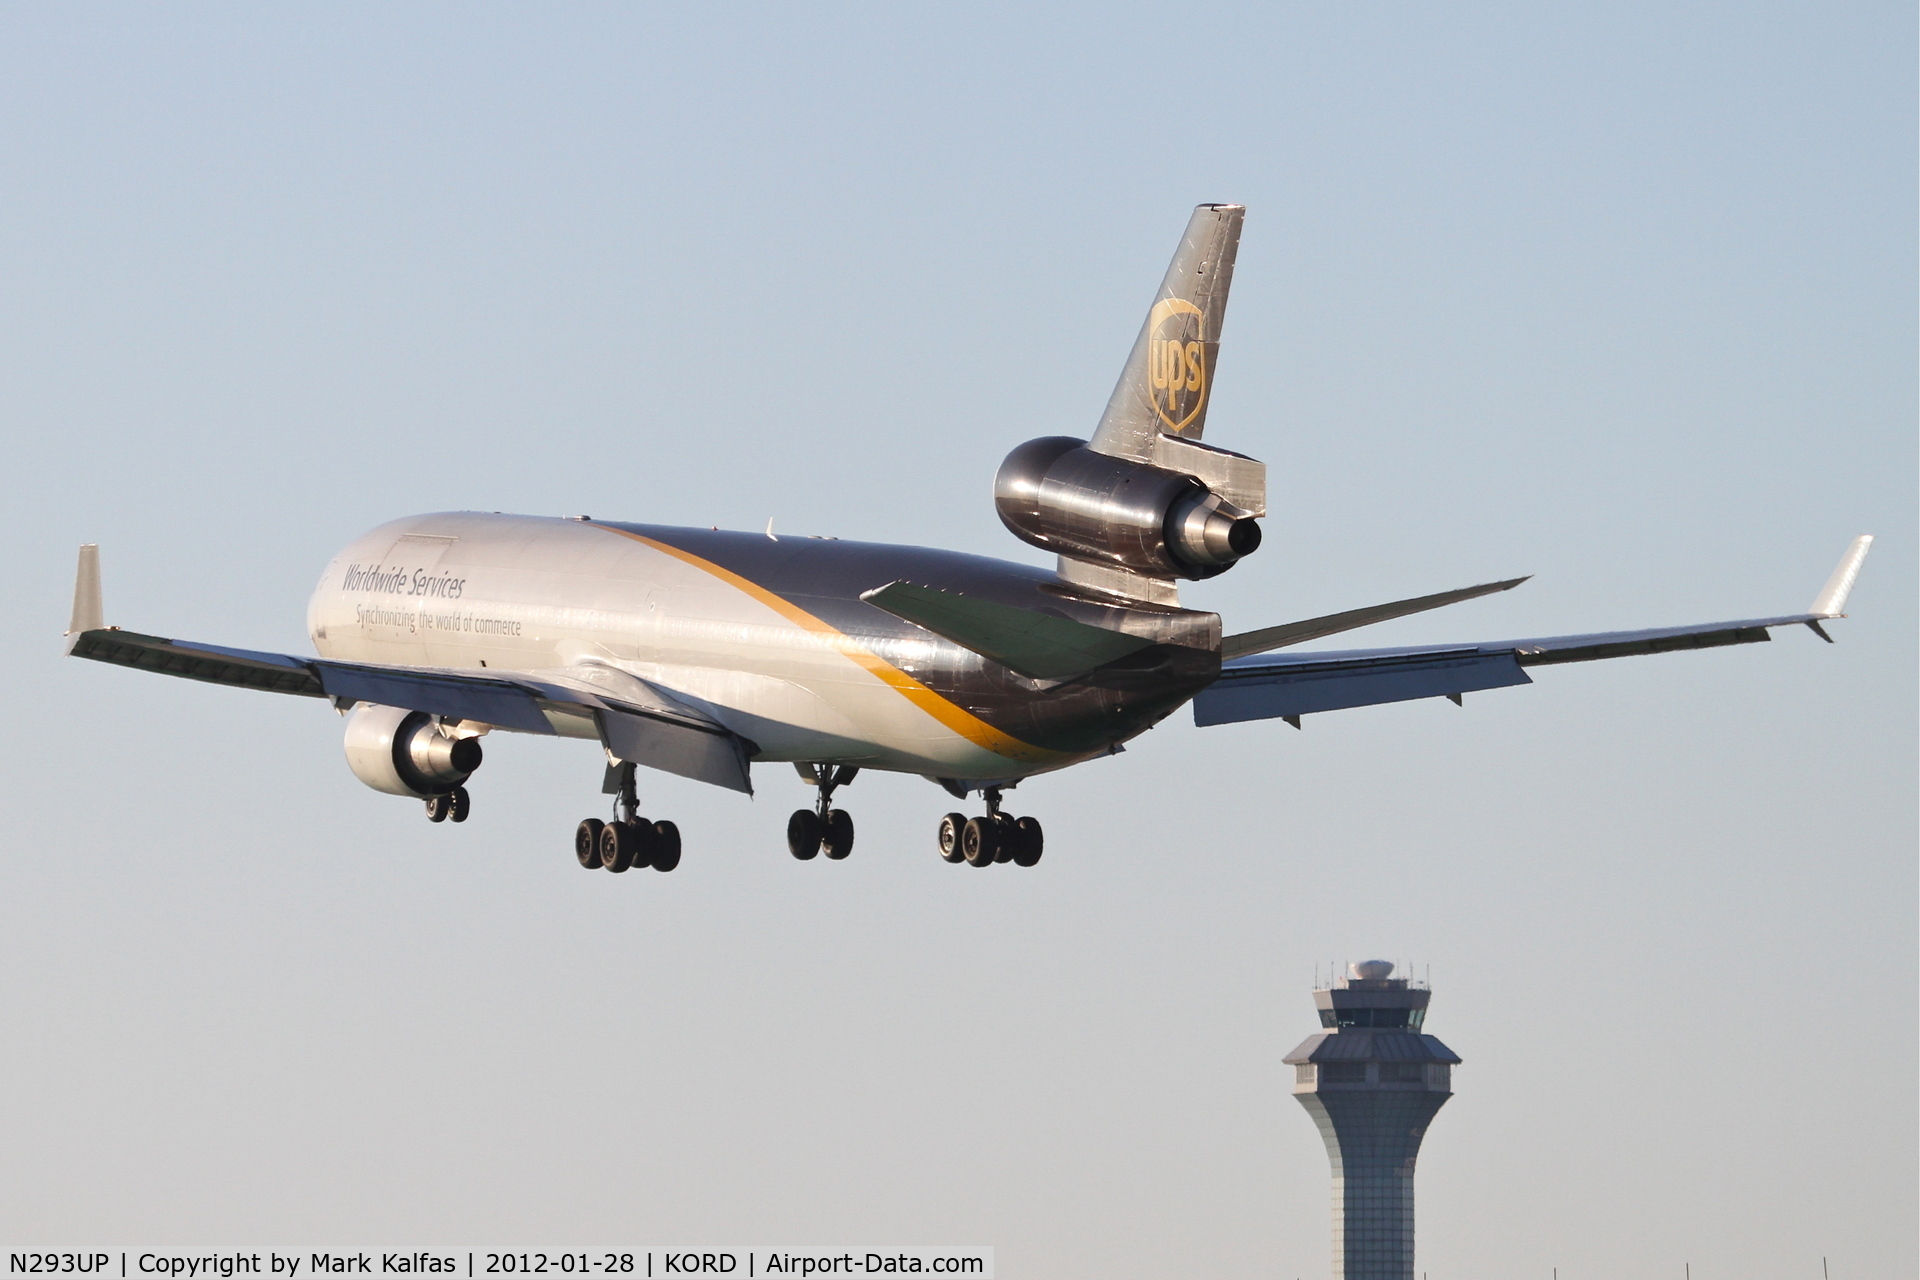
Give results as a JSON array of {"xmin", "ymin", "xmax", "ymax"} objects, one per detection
[{"xmin": 1089, "ymin": 204, "xmax": 1245, "ymax": 462}]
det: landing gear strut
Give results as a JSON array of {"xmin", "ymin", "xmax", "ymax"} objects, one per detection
[
  {"xmin": 789, "ymin": 764, "xmax": 857, "ymax": 861},
  {"xmin": 573, "ymin": 762, "xmax": 681, "ymax": 875},
  {"xmin": 941, "ymin": 787, "xmax": 1041, "ymax": 868}
]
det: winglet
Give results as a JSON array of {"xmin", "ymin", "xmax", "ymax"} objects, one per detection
[
  {"xmin": 67, "ymin": 544, "xmax": 103, "ymax": 637},
  {"xmin": 1810, "ymin": 535, "xmax": 1873, "ymax": 618}
]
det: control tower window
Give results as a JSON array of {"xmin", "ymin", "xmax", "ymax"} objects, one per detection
[
  {"xmin": 1318, "ymin": 1007, "xmax": 1428, "ymax": 1031},
  {"xmin": 1321, "ymin": 1062, "xmax": 1368, "ymax": 1083}
]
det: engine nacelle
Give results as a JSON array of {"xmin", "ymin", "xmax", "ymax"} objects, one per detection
[
  {"xmin": 342, "ymin": 703, "xmax": 483, "ymax": 798},
  {"xmin": 993, "ymin": 436, "xmax": 1263, "ymax": 581}
]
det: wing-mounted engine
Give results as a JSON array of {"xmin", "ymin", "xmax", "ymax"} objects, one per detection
[
  {"xmin": 996, "ymin": 203, "xmax": 1266, "ymax": 605},
  {"xmin": 342, "ymin": 702, "xmax": 483, "ymax": 798}
]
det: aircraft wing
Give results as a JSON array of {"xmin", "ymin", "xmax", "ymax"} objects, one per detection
[
  {"xmin": 65, "ymin": 614, "xmax": 754, "ymax": 793},
  {"xmin": 1194, "ymin": 536, "xmax": 1873, "ymax": 728}
]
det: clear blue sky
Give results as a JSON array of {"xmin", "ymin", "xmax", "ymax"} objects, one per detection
[{"xmin": 1, "ymin": 4, "xmax": 1912, "ymax": 1277}]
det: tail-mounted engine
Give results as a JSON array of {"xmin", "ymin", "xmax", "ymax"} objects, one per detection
[
  {"xmin": 342, "ymin": 703, "xmax": 483, "ymax": 798},
  {"xmin": 994, "ymin": 435, "xmax": 1265, "ymax": 584},
  {"xmin": 997, "ymin": 204, "xmax": 1267, "ymax": 603}
]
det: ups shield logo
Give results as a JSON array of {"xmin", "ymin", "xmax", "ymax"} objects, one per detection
[{"xmin": 1146, "ymin": 297, "xmax": 1208, "ymax": 433}]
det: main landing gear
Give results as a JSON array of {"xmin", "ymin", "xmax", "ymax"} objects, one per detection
[
  {"xmin": 937, "ymin": 787, "xmax": 1042, "ymax": 868},
  {"xmin": 425, "ymin": 787, "xmax": 471, "ymax": 823},
  {"xmin": 789, "ymin": 764, "xmax": 857, "ymax": 861},
  {"xmin": 574, "ymin": 762, "xmax": 681, "ymax": 875}
]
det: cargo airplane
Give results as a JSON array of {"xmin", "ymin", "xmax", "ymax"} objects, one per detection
[{"xmin": 65, "ymin": 205, "xmax": 1873, "ymax": 875}]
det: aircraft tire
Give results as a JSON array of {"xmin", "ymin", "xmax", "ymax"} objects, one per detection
[
  {"xmin": 651, "ymin": 821, "xmax": 682, "ymax": 872},
  {"xmin": 962, "ymin": 817, "xmax": 998, "ymax": 867},
  {"xmin": 937, "ymin": 813, "xmax": 967, "ymax": 863},
  {"xmin": 1012, "ymin": 816, "xmax": 1043, "ymax": 867},
  {"xmin": 600, "ymin": 820, "xmax": 640, "ymax": 873},
  {"xmin": 991, "ymin": 814, "xmax": 1019, "ymax": 863},
  {"xmin": 822, "ymin": 809, "xmax": 854, "ymax": 860},
  {"xmin": 425, "ymin": 793, "xmax": 452, "ymax": 823},
  {"xmin": 575, "ymin": 819, "xmax": 605, "ymax": 868},
  {"xmin": 449, "ymin": 786, "xmax": 471, "ymax": 823},
  {"xmin": 787, "ymin": 809, "xmax": 822, "ymax": 861}
]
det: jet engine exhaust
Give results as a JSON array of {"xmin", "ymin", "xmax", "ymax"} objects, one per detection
[
  {"xmin": 1167, "ymin": 488, "xmax": 1262, "ymax": 566},
  {"xmin": 993, "ymin": 435, "xmax": 1263, "ymax": 580},
  {"xmin": 342, "ymin": 703, "xmax": 483, "ymax": 799}
]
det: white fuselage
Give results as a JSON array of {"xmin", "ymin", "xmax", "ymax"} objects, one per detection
[{"xmin": 305, "ymin": 512, "xmax": 1096, "ymax": 779}]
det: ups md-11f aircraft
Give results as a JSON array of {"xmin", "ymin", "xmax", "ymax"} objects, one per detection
[{"xmin": 66, "ymin": 206, "xmax": 1872, "ymax": 875}]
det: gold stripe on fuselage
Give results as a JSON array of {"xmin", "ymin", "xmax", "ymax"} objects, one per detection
[{"xmin": 590, "ymin": 524, "xmax": 1061, "ymax": 765}]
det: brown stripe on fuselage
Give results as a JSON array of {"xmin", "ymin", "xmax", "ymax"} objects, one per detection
[
  {"xmin": 589, "ymin": 522, "xmax": 1221, "ymax": 761},
  {"xmin": 592, "ymin": 524, "xmax": 1061, "ymax": 763}
]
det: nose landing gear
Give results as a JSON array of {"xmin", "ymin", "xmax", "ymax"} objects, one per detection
[
  {"xmin": 789, "ymin": 764, "xmax": 858, "ymax": 861},
  {"xmin": 941, "ymin": 787, "xmax": 1041, "ymax": 868},
  {"xmin": 573, "ymin": 762, "xmax": 682, "ymax": 875}
]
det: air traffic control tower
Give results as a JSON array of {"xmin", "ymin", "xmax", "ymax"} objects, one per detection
[{"xmin": 1284, "ymin": 961, "xmax": 1460, "ymax": 1280}]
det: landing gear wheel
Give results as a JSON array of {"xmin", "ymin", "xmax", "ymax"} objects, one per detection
[
  {"xmin": 448, "ymin": 786, "xmax": 471, "ymax": 823},
  {"xmin": 937, "ymin": 813, "xmax": 967, "ymax": 863},
  {"xmin": 601, "ymin": 820, "xmax": 649, "ymax": 873},
  {"xmin": 1012, "ymin": 816, "xmax": 1044, "ymax": 867},
  {"xmin": 651, "ymin": 821, "xmax": 682, "ymax": 872},
  {"xmin": 575, "ymin": 819, "xmax": 605, "ymax": 868},
  {"xmin": 962, "ymin": 816, "xmax": 999, "ymax": 867},
  {"xmin": 991, "ymin": 813, "xmax": 1019, "ymax": 863},
  {"xmin": 822, "ymin": 809, "xmax": 855, "ymax": 860},
  {"xmin": 425, "ymin": 793, "xmax": 452, "ymax": 823},
  {"xmin": 787, "ymin": 809, "xmax": 822, "ymax": 860}
]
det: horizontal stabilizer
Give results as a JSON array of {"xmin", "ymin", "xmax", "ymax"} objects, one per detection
[
  {"xmin": 1222, "ymin": 576, "xmax": 1529, "ymax": 659},
  {"xmin": 860, "ymin": 580, "xmax": 1155, "ymax": 680}
]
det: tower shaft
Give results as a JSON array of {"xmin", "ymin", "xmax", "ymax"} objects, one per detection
[{"xmin": 1299, "ymin": 1088, "xmax": 1449, "ymax": 1278}]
